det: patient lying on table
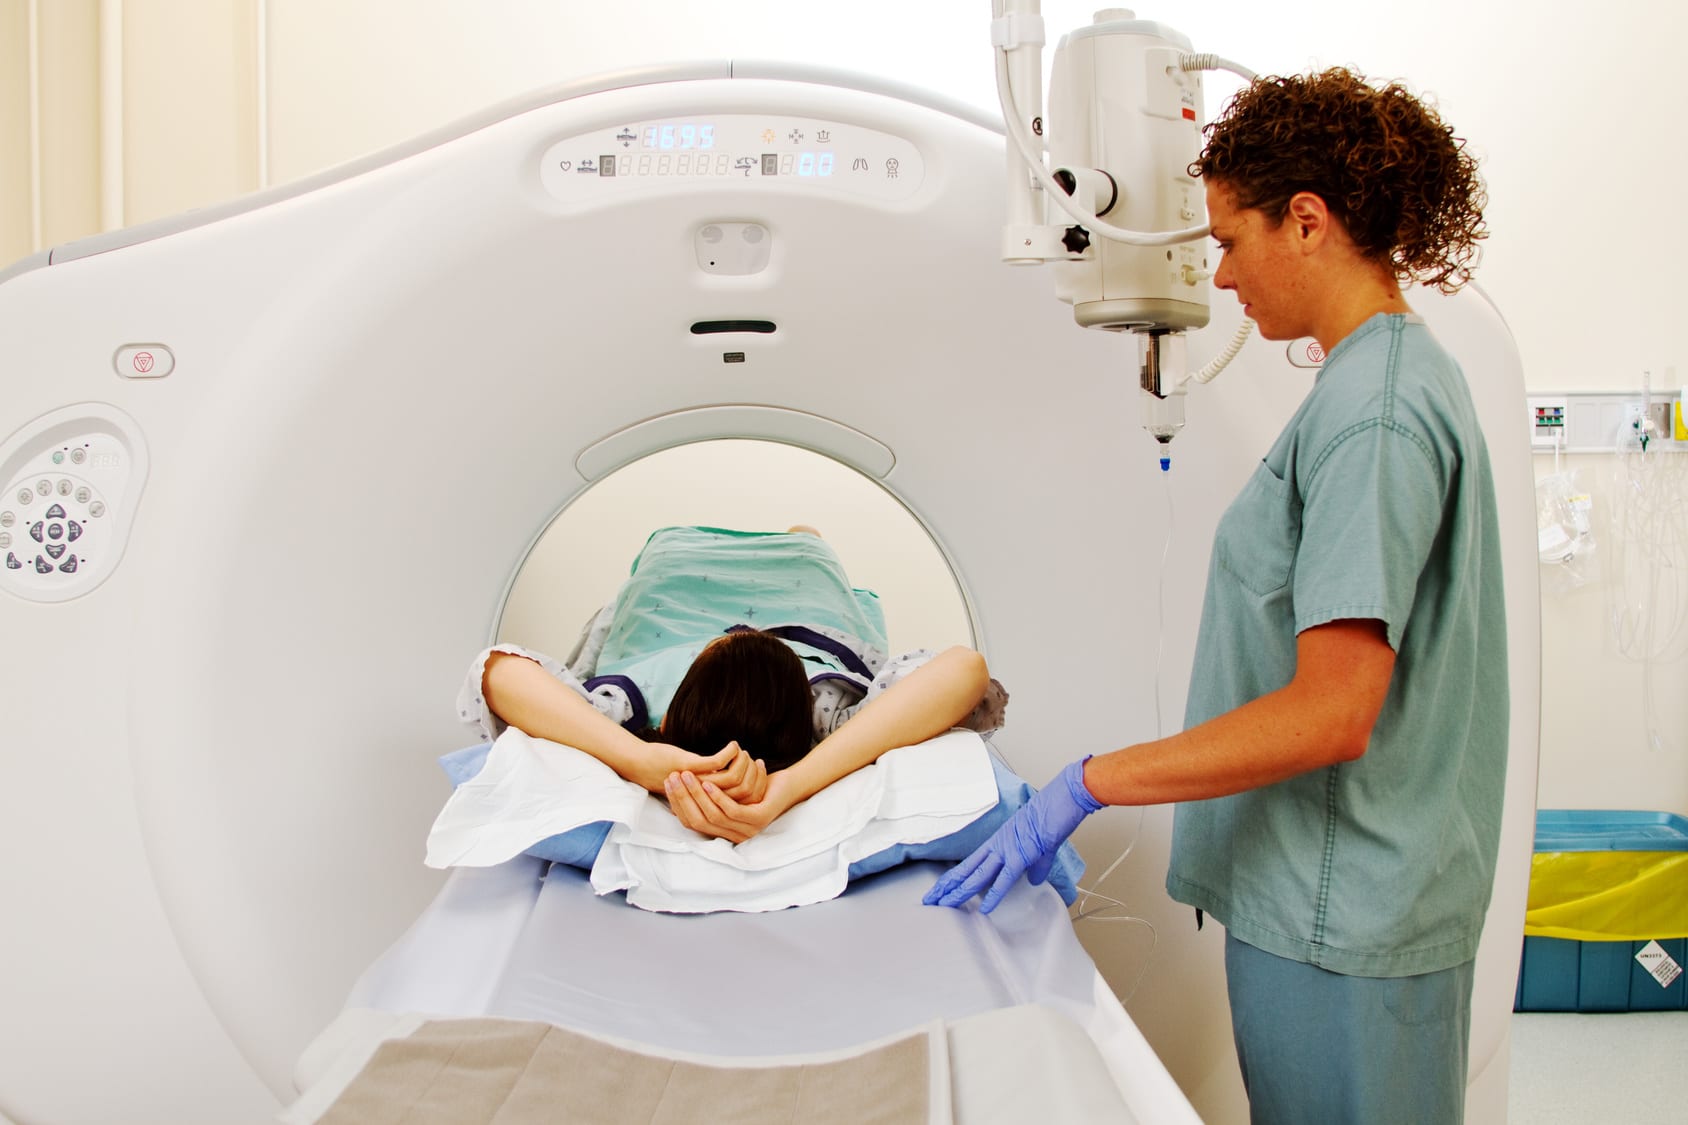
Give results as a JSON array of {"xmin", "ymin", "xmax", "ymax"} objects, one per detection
[{"xmin": 460, "ymin": 524, "xmax": 1006, "ymax": 844}]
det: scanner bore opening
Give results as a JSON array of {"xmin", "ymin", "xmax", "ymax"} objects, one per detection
[{"xmin": 496, "ymin": 439, "xmax": 973, "ymax": 660}]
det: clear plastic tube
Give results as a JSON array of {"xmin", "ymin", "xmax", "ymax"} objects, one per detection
[{"xmin": 1067, "ymin": 469, "xmax": 1173, "ymax": 1004}]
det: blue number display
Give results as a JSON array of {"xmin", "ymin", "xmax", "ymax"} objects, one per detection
[
  {"xmin": 642, "ymin": 122, "xmax": 717, "ymax": 150},
  {"xmin": 791, "ymin": 152, "xmax": 836, "ymax": 177}
]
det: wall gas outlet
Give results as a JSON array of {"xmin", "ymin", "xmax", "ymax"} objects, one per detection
[{"xmin": 1529, "ymin": 396, "xmax": 1568, "ymax": 449}]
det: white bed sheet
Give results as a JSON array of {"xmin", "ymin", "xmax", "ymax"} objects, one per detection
[{"xmin": 305, "ymin": 857, "xmax": 1197, "ymax": 1123}]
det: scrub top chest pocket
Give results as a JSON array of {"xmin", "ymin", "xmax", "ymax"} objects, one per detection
[{"xmin": 1214, "ymin": 461, "xmax": 1301, "ymax": 597}]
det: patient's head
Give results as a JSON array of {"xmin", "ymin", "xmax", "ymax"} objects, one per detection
[{"xmin": 647, "ymin": 628, "xmax": 815, "ymax": 772}]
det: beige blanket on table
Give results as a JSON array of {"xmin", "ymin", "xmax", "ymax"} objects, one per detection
[
  {"xmin": 305, "ymin": 1015, "xmax": 944, "ymax": 1125},
  {"xmin": 284, "ymin": 1004, "xmax": 1144, "ymax": 1125}
]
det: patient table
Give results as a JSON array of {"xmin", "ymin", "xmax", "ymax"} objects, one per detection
[{"xmin": 288, "ymin": 860, "xmax": 1199, "ymax": 1122}]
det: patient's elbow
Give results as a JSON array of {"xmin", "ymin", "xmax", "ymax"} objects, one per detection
[{"xmin": 941, "ymin": 646, "xmax": 990, "ymax": 700}]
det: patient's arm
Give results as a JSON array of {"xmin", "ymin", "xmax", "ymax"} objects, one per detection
[
  {"xmin": 482, "ymin": 652, "xmax": 767, "ymax": 799},
  {"xmin": 665, "ymin": 645, "xmax": 990, "ymax": 843}
]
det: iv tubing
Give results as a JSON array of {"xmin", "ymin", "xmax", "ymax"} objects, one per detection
[{"xmin": 1069, "ymin": 468, "xmax": 1174, "ymax": 1005}]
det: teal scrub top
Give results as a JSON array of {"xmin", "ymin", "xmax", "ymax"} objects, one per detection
[
  {"xmin": 1166, "ymin": 314, "xmax": 1510, "ymax": 978},
  {"xmin": 594, "ymin": 526, "xmax": 889, "ymax": 726}
]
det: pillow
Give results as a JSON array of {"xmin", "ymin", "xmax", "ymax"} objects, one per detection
[{"xmin": 436, "ymin": 742, "xmax": 1084, "ymax": 904}]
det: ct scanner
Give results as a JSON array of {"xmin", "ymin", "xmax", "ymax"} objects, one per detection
[{"xmin": 0, "ymin": 63, "xmax": 1539, "ymax": 1123}]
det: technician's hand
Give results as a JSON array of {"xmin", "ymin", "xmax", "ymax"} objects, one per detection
[
  {"xmin": 665, "ymin": 768, "xmax": 799, "ymax": 844},
  {"xmin": 923, "ymin": 758, "xmax": 1103, "ymax": 913}
]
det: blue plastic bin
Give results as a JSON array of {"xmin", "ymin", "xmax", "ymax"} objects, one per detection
[
  {"xmin": 1514, "ymin": 810, "xmax": 1688, "ymax": 1013},
  {"xmin": 1530, "ymin": 809, "xmax": 1688, "ymax": 853}
]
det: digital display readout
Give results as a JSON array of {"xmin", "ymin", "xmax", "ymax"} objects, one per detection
[
  {"xmin": 641, "ymin": 122, "xmax": 715, "ymax": 150},
  {"xmin": 590, "ymin": 150, "xmax": 838, "ymax": 178},
  {"xmin": 543, "ymin": 116, "xmax": 918, "ymax": 198}
]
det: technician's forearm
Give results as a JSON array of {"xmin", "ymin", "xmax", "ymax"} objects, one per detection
[
  {"xmin": 1083, "ymin": 686, "xmax": 1365, "ymax": 806},
  {"xmin": 1083, "ymin": 619, "xmax": 1395, "ymax": 806}
]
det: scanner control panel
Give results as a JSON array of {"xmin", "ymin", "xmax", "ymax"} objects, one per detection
[{"xmin": 0, "ymin": 404, "xmax": 148, "ymax": 603}]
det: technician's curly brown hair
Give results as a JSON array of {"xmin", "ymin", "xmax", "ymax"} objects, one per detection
[{"xmin": 1191, "ymin": 67, "xmax": 1487, "ymax": 293}]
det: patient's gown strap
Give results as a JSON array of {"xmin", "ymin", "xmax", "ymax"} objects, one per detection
[
  {"xmin": 582, "ymin": 674, "xmax": 649, "ymax": 732},
  {"xmin": 759, "ymin": 624, "xmax": 875, "ymax": 678}
]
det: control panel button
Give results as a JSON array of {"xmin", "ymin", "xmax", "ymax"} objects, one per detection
[
  {"xmin": 0, "ymin": 511, "xmax": 11, "ymax": 528},
  {"xmin": 74, "ymin": 487, "xmax": 90, "ymax": 503},
  {"xmin": 44, "ymin": 543, "xmax": 65, "ymax": 560},
  {"xmin": 89, "ymin": 501, "xmax": 106, "ymax": 518},
  {"xmin": 29, "ymin": 522, "xmax": 43, "ymax": 543},
  {"xmin": 58, "ymin": 555, "xmax": 78, "ymax": 573},
  {"xmin": 114, "ymin": 344, "xmax": 175, "ymax": 379},
  {"xmin": 67, "ymin": 521, "xmax": 82, "ymax": 542},
  {"xmin": 70, "ymin": 448, "xmax": 86, "ymax": 464},
  {"xmin": 35, "ymin": 480, "xmax": 51, "ymax": 496},
  {"xmin": 46, "ymin": 522, "xmax": 63, "ymax": 541},
  {"xmin": 56, "ymin": 479, "xmax": 72, "ymax": 496},
  {"xmin": 45, "ymin": 504, "xmax": 65, "ymax": 519},
  {"xmin": 15, "ymin": 490, "xmax": 31, "ymax": 505},
  {"xmin": 5, "ymin": 553, "xmax": 21, "ymax": 570},
  {"xmin": 33, "ymin": 556, "xmax": 52, "ymax": 574},
  {"xmin": 0, "ymin": 532, "xmax": 9, "ymax": 549}
]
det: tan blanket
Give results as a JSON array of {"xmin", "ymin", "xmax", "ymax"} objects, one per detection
[{"xmin": 315, "ymin": 1016, "xmax": 939, "ymax": 1125}]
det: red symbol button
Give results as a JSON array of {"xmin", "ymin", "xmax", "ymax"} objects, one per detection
[
  {"xmin": 132, "ymin": 351, "xmax": 155, "ymax": 373},
  {"xmin": 1304, "ymin": 342, "xmax": 1326, "ymax": 364}
]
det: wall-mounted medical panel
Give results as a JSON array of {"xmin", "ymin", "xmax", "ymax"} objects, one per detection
[{"xmin": 1526, "ymin": 391, "xmax": 1685, "ymax": 453}]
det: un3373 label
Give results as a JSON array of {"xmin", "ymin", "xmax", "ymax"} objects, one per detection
[{"xmin": 1635, "ymin": 940, "xmax": 1683, "ymax": 989}]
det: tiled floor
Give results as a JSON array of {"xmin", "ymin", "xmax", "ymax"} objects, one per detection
[{"xmin": 1508, "ymin": 1011, "xmax": 1688, "ymax": 1122}]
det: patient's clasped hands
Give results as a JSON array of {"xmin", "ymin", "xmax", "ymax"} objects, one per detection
[{"xmin": 662, "ymin": 741, "xmax": 799, "ymax": 844}]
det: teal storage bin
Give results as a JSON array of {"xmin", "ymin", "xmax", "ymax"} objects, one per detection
[
  {"xmin": 1515, "ymin": 935, "xmax": 1686, "ymax": 1012},
  {"xmin": 1514, "ymin": 810, "xmax": 1688, "ymax": 1013}
]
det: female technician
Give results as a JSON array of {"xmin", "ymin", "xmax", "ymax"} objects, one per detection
[{"xmin": 927, "ymin": 68, "xmax": 1505, "ymax": 1125}]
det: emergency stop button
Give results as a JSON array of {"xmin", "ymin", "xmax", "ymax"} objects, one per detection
[{"xmin": 114, "ymin": 344, "xmax": 175, "ymax": 379}]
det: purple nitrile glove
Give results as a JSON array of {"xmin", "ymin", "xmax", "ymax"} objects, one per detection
[{"xmin": 923, "ymin": 757, "xmax": 1103, "ymax": 914}]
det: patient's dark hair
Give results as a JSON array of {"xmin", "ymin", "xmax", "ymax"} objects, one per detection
[{"xmin": 642, "ymin": 629, "xmax": 815, "ymax": 772}]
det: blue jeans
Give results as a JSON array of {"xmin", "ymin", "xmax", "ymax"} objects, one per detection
[{"xmin": 1225, "ymin": 934, "xmax": 1475, "ymax": 1125}]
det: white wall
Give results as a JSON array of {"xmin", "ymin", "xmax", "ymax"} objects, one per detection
[{"xmin": 1532, "ymin": 447, "xmax": 1688, "ymax": 808}]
